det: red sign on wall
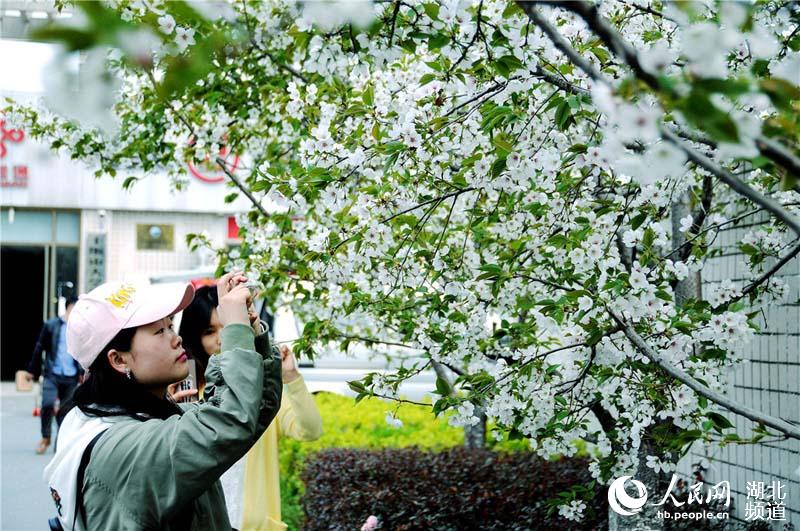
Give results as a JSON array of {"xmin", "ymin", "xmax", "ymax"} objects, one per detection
[
  {"xmin": 228, "ymin": 216, "xmax": 240, "ymax": 239},
  {"xmin": 0, "ymin": 119, "xmax": 28, "ymax": 188},
  {"xmin": 187, "ymin": 143, "xmax": 240, "ymax": 184}
]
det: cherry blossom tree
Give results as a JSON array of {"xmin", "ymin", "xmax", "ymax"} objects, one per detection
[{"xmin": 6, "ymin": 0, "xmax": 800, "ymax": 526}]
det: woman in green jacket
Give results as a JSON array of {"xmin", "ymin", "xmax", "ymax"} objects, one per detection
[{"xmin": 45, "ymin": 272, "xmax": 282, "ymax": 531}]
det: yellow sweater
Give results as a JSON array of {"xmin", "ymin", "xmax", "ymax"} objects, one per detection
[{"xmin": 239, "ymin": 375, "xmax": 323, "ymax": 531}]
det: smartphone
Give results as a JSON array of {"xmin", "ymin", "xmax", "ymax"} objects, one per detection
[
  {"xmin": 243, "ymin": 279, "xmax": 262, "ymax": 292},
  {"xmin": 176, "ymin": 359, "xmax": 198, "ymax": 403}
]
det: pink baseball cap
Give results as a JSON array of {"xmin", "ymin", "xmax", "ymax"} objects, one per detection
[{"xmin": 67, "ymin": 281, "xmax": 195, "ymax": 369}]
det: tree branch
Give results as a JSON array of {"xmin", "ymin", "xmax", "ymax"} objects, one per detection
[
  {"xmin": 387, "ymin": 0, "xmax": 401, "ymax": 46},
  {"xmin": 541, "ymin": 0, "xmax": 660, "ymax": 87},
  {"xmin": 608, "ymin": 309, "xmax": 800, "ymax": 440},
  {"xmin": 519, "ymin": 0, "xmax": 797, "ymax": 229},
  {"xmin": 380, "ymin": 187, "xmax": 475, "ymax": 224},
  {"xmin": 531, "ymin": 65, "xmax": 590, "ymax": 96},
  {"xmin": 334, "ymin": 333, "xmax": 416, "ymax": 349},
  {"xmin": 449, "ymin": 0, "xmax": 482, "ymax": 73},
  {"xmin": 730, "ymin": 240, "xmax": 800, "ymax": 305},
  {"xmin": 517, "ymin": 3, "xmax": 605, "ymax": 83},
  {"xmin": 680, "ymin": 175, "xmax": 713, "ymax": 261},
  {"xmin": 550, "ymin": 0, "xmax": 800, "ymax": 182},
  {"xmin": 661, "ymin": 128, "xmax": 800, "ymax": 237},
  {"xmin": 755, "ymin": 135, "xmax": 800, "ymax": 180},
  {"xmin": 216, "ymin": 157, "xmax": 271, "ymax": 219}
]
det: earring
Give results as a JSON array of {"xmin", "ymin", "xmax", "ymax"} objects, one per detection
[{"xmin": 125, "ymin": 368, "xmax": 132, "ymax": 380}]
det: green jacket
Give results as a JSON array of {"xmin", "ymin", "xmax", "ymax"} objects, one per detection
[{"xmin": 55, "ymin": 324, "xmax": 282, "ymax": 530}]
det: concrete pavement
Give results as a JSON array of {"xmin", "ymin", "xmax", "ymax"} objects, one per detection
[{"xmin": 1, "ymin": 382, "xmax": 54, "ymax": 531}]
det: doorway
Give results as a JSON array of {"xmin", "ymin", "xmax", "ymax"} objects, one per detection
[{"xmin": 0, "ymin": 246, "xmax": 46, "ymax": 380}]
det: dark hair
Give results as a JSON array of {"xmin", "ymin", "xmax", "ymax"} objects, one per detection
[
  {"xmin": 65, "ymin": 296, "xmax": 79, "ymax": 309},
  {"xmin": 62, "ymin": 327, "xmax": 184, "ymax": 421},
  {"xmin": 62, "ymin": 327, "xmax": 195, "ymax": 528},
  {"xmin": 178, "ymin": 286, "xmax": 219, "ymax": 390}
]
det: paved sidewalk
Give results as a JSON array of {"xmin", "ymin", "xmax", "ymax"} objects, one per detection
[{"xmin": 1, "ymin": 382, "xmax": 54, "ymax": 530}]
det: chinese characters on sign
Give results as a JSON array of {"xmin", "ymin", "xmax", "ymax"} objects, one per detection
[
  {"xmin": 0, "ymin": 119, "xmax": 28, "ymax": 188},
  {"xmin": 745, "ymin": 480, "xmax": 787, "ymax": 522},
  {"xmin": 86, "ymin": 233, "xmax": 106, "ymax": 292}
]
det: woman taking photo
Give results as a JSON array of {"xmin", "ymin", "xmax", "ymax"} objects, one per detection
[
  {"xmin": 179, "ymin": 285, "xmax": 323, "ymax": 531},
  {"xmin": 45, "ymin": 272, "xmax": 282, "ymax": 531}
]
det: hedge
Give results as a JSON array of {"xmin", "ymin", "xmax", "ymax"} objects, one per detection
[
  {"xmin": 278, "ymin": 392, "xmax": 585, "ymax": 529},
  {"xmin": 300, "ymin": 447, "xmax": 607, "ymax": 530}
]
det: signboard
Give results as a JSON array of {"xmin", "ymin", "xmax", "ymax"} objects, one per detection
[
  {"xmin": 86, "ymin": 233, "xmax": 106, "ymax": 291},
  {"xmin": 0, "ymin": 118, "xmax": 28, "ymax": 188},
  {"xmin": 187, "ymin": 143, "xmax": 239, "ymax": 184},
  {"xmin": 136, "ymin": 224, "xmax": 175, "ymax": 250}
]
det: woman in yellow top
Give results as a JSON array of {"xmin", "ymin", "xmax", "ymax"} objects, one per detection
[{"xmin": 177, "ymin": 286, "xmax": 323, "ymax": 530}]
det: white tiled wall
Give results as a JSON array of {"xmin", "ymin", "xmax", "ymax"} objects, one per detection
[{"xmin": 678, "ymin": 214, "xmax": 800, "ymax": 527}]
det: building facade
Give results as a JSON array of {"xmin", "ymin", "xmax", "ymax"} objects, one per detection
[{"xmin": 0, "ymin": 102, "xmax": 252, "ymax": 380}]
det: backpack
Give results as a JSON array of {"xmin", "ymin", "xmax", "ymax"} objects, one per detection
[{"xmin": 48, "ymin": 429, "xmax": 107, "ymax": 531}]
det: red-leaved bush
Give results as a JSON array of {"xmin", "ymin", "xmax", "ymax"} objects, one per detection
[{"xmin": 300, "ymin": 447, "xmax": 607, "ymax": 530}]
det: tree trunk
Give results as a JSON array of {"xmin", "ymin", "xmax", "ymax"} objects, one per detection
[
  {"xmin": 430, "ymin": 361, "xmax": 487, "ymax": 448},
  {"xmin": 610, "ymin": 194, "xmax": 701, "ymax": 530},
  {"xmin": 464, "ymin": 406, "xmax": 487, "ymax": 449},
  {"xmin": 608, "ymin": 438, "xmax": 665, "ymax": 531},
  {"xmin": 671, "ymin": 193, "xmax": 703, "ymax": 303}
]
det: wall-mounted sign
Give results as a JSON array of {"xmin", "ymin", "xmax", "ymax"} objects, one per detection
[
  {"xmin": 0, "ymin": 119, "xmax": 28, "ymax": 188},
  {"xmin": 136, "ymin": 223, "xmax": 174, "ymax": 251},
  {"xmin": 187, "ymin": 143, "xmax": 239, "ymax": 184},
  {"xmin": 86, "ymin": 233, "xmax": 106, "ymax": 291},
  {"xmin": 228, "ymin": 216, "xmax": 240, "ymax": 239}
]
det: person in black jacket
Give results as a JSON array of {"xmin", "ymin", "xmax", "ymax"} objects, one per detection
[{"xmin": 24, "ymin": 296, "xmax": 83, "ymax": 454}]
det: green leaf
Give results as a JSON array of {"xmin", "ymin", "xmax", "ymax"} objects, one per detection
[
  {"xmin": 497, "ymin": 55, "xmax": 523, "ymax": 75},
  {"xmin": 362, "ymin": 85, "xmax": 374, "ymax": 106},
  {"xmin": 740, "ymin": 243, "xmax": 759, "ymax": 256},
  {"xmin": 707, "ymin": 412, "xmax": 734, "ymax": 432},
  {"xmin": 435, "ymin": 376, "xmax": 452, "ymax": 396},
  {"xmin": 479, "ymin": 105, "xmax": 514, "ymax": 133},
  {"xmin": 630, "ymin": 212, "xmax": 648, "ymax": 230},
  {"xmin": 428, "ymin": 34, "xmax": 450, "ymax": 50},
  {"xmin": 490, "ymin": 158, "xmax": 507, "ymax": 178},
  {"xmin": 492, "ymin": 135, "xmax": 514, "ymax": 155},
  {"xmin": 425, "ymin": 59, "xmax": 444, "ymax": 72},
  {"xmin": 546, "ymin": 234, "xmax": 568, "ymax": 248},
  {"xmin": 680, "ymin": 90, "xmax": 740, "ymax": 143},
  {"xmin": 29, "ymin": 27, "xmax": 96, "ymax": 50},
  {"xmin": 419, "ymin": 73, "xmax": 437, "ymax": 86},
  {"xmin": 590, "ymin": 45, "xmax": 610, "ymax": 63},
  {"xmin": 494, "ymin": 59, "xmax": 509, "ymax": 78},
  {"xmin": 554, "ymin": 100, "xmax": 572, "ymax": 130},
  {"xmin": 479, "ymin": 263, "xmax": 504, "ymax": 275},
  {"xmin": 693, "ymin": 78, "xmax": 752, "ymax": 97},
  {"xmin": 348, "ymin": 380, "xmax": 367, "ymax": 394},
  {"xmin": 383, "ymin": 141, "xmax": 407, "ymax": 154},
  {"xmin": 760, "ymin": 78, "xmax": 800, "ymax": 111},
  {"xmin": 423, "ymin": 3, "xmax": 440, "ymax": 19},
  {"xmin": 643, "ymin": 30, "xmax": 662, "ymax": 43}
]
